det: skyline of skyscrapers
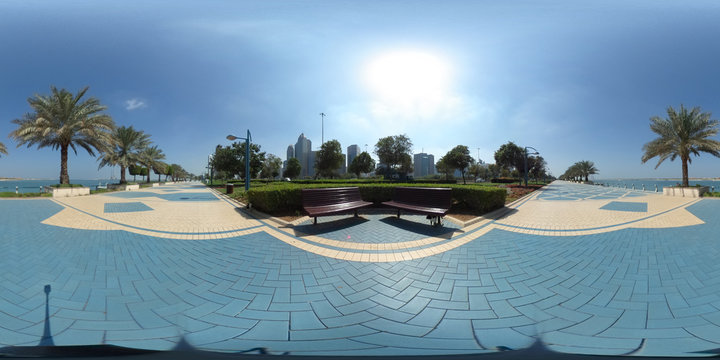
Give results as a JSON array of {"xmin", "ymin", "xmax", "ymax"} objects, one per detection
[{"xmin": 285, "ymin": 133, "xmax": 437, "ymax": 178}]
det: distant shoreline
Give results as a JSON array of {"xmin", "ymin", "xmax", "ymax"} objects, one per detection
[{"xmin": 0, "ymin": 178, "xmax": 24, "ymax": 181}]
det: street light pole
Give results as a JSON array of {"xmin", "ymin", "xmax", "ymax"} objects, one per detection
[
  {"xmin": 320, "ymin": 112, "xmax": 326, "ymax": 145},
  {"xmin": 524, "ymin": 146, "xmax": 539, "ymax": 187},
  {"xmin": 227, "ymin": 129, "xmax": 252, "ymax": 191}
]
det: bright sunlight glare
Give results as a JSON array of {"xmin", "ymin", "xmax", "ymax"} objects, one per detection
[{"xmin": 363, "ymin": 50, "xmax": 452, "ymax": 107}]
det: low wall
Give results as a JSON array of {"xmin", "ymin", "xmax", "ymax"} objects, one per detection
[
  {"xmin": 663, "ymin": 186, "xmax": 708, "ymax": 198},
  {"xmin": 45, "ymin": 186, "xmax": 90, "ymax": 198},
  {"xmin": 108, "ymin": 184, "xmax": 140, "ymax": 191}
]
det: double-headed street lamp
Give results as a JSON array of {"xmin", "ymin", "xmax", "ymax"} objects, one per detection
[
  {"xmin": 524, "ymin": 146, "xmax": 539, "ymax": 187},
  {"xmin": 227, "ymin": 129, "xmax": 252, "ymax": 191}
]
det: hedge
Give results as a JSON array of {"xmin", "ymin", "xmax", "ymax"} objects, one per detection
[{"xmin": 246, "ymin": 183, "xmax": 506, "ymax": 215}]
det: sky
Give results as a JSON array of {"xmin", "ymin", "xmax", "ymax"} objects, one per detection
[{"xmin": 1, "ymin": 0, "xmax": 720, "ymax": 180}]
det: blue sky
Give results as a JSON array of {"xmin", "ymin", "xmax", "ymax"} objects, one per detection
[{"xmin": 1, "ymin": 0, "xmax": 720, "ymax": 180}]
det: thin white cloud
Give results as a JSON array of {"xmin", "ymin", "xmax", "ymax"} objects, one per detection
[{"xmin": 125, "ymin": 98, "xmax": 147, "ymax": 111}]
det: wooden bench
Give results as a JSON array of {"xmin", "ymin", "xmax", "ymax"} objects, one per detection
[
  {"xmin": 301, "ymin": 187, "xmax": 372, "ymax": 224},
  {"xmin": 382, "ymin": 187, "xmax": 452, "ymax": 226}
]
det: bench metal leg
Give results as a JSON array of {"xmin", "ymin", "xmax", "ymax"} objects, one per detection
[
  {"xmin": 314, "ymin": 217, "xmax": 317, "ymax": 225},
  {"xmin": 354, "ymin": 210, "xmax": 358, "ymax": 218},
  {"xmin": 397, "ymin": 210, "xmax": 401, "ymax": 218}
]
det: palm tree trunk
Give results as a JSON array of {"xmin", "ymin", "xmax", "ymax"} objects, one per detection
[
  {"xmin": 60, "ymin": 145, "xmax": 70, "ymax": 184},
  {"xmin": 682, "ymin": 157, "xmax": 689, "ymax": 187},
  {"xmin": 119, "ymin": 165, "xmax": 127, "ymax": 184}
]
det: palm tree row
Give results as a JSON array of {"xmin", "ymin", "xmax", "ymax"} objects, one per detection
[
  {"xmin": 560, "ymin": 160, "xmax": 598, "ymax": 182},
  {"xmin": 7, "ymin": 86, "xmax": 180, "ymax": 185}
]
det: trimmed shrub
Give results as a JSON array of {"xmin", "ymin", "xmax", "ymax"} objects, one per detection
[
  {"xmin": 246, "ymin": 183, "xmax": 506, "ymax": 215},
  {"xmin": 490, "ymin": 177, "xmax": 518, "ymax": 184}
]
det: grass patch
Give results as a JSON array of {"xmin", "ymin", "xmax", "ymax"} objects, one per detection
[
  {"xmin": 0, "ymin": 192, "xmax": 52, "ymax": 198},
  {"xmin": 49, "ymin": 183, "xmax": 86, "ymax": 188}
]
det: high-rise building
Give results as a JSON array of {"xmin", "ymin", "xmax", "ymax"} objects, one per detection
[
  {"xmin": 295, "ymin": 133, "xmax": 312, "ymax": 178},
  {"xmin": 413, "ymin": 153, "xmax": 435, "ymax": 178},
  {"xmin": 347, "ymin": 144, "xmax": 360, "ymax": 167},
  {"xmin": 340, "ymin": 154, "xmax": 347, "ymax": 175},
  {"xmin": 286, "ymin": 145, "xmax": 294, "ymax": 161}
]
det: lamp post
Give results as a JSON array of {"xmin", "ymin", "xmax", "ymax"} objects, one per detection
[
  {"xmin": 523, "ymin": 146, "xmax": 539, "ymax": 187},
  {"xmin": 227, "ymin": 129, "xmax": 252, "ymax": 191},
  {"xmin": 206, "ymin": 155, "xmax": 213, "ymax": 185}
]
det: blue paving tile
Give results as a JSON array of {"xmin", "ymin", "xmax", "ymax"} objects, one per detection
[
  {"xmin": 474, "ymin": 328, "xmax": 535, "ymax": 350},
  {"xmin": 290, "ymin": 324, "xmax": 377, "ymax": 340},
  {"xmin": 290, "ymin": 311, "xmax": 325, "ymax": 330},
  {"xmin": 599, "ymin": 201, "xmax": 647, "ymax": 212},
  {"xmin": 426, "ymin": 319, "xmax": 474, "ymax": 339},
  {"xmin": 239, "ymin": 320, "xmax": 289, "ymax": 340},
  {"xmin": 103, "ymin": 202, "xmax": 153, "ymax": 213}
]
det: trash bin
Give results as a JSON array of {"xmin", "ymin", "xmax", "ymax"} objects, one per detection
[{"xmin": 226, "ymin": 183, "xmax": 234, "ymax": 194}]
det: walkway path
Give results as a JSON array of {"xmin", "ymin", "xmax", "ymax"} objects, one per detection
[{"xmin": 1, "ymin": 181, "xmax": 719, "ymax": 356}]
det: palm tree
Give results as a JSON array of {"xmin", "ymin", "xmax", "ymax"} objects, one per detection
[
  {"xmin": 0, "ymin": 142, "xmax": 7, "ymax": 157},
  {"xmin": 139, "ymin": 145, "xmax": 165, "ymax": 183},
  {"xmin": 98, "ymin": 126, "xmax": 150, "ymax": 184},
  {"xmin": 10, "ymin": 86, "xmax": 114, "ymax": 184},
  {"xmin": 577, "ymin": 160, "xmax": 598, "ymax": 182},
  {"xmin": 153, "ymin": 161, "xmax": 168, "ymax": 183},
  {"xmin": 642, "ymin": 105, "xmax": 720, "ymax": 187}
]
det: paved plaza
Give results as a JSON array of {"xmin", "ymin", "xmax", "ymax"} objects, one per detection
[{"xmin": 1, "ymin": 181, "xmax": 720, "ymax": 356}]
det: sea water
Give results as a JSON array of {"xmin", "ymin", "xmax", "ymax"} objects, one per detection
[
  {"xmin": 0, "ymin": 179, "xmax": 114, "ymax": 194},
  {"xmin": 594, "ymin": 179, "xmax": 720, "ymax": 192}
]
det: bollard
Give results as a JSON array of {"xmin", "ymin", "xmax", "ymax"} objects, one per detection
[
  {"xmin": 642, "ymin": 184, "xmax": 645, "ymax": 191},
  {"xmin": 632, "ymin": 184, "xmax": 635, "ymax": 190},
  {"xmin": 655, "ymin": 184, "xmax": 658, "ymax": 192},
  {"xmin": 712, "ymin": 186, "xmax": 715, "ymax": 193},
  {"xmin": 16, "ymin": 186, "xmax": 18, "ymax": 195}
]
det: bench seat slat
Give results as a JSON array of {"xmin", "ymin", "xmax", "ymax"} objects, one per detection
[
  {"xmin": 381, "ymin": 201, "xmax": 449, "ymax": 216},
  {"xmin": 382, "ymin": 187, "xmax": 452, "ymax": 225},
  {"xmin": 301, "ymin": 187, "xmax": 372, "ymax": 223}
]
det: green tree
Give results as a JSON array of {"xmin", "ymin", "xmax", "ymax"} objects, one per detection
[
  {"xmin": 576, "ymin": 160, "xmax": 597, "ymax": 182},
  {"xmin": 169, "ymin": 164, "xmax": 185, "ymax": 181},
  {"xmin": 139, "ymin": 145, "xmax": 165, "ymax": 183},
  {"xmin": 128, "ymin": 164, "xmax": 140, "ymax": 182},
  {"xmin": 468, "ymin": 162, "xmax": 490, "ymax": 182},
  {"xmin": 235, "ymin": 142, "xmax": 265, "ymax": 180},
  {"xmin": 260, "ymin": 154, "xmax": 282, "ymax": 181},
  {"xmin": 212, "ymin": 144, "xmax": 241, "ymax": 180},
  {"xmin": 641, "ymin": 105, "xmax": 720, "ymax": 187},
  {"xmin": 283, "ymin": 157, "xmax": 301, "ymax": 179},
  {"xmin": 348, "ymin": 151, "xmax": 376, "ymax": 178},
  {"xmin": 527, "ymin": 156, "xmax": 548, "ymax": 182},
  {"xmin": 444, "ymin": 145, "xmax": 474, "ymax": 184},
  {"xmin": 97, "ymin": 126, "xmax": 150, "ymax": 184},
  {"xmin": 435, "ymin": 155, "xmax": 454, "ymax": 181},
  {"xmin": 315, "ymin": 140, "xmax": 344, "ymax": 178},
  {"xmin": 164, "ymin": 164, "xmax": 175, "ymax": 181},
  {"xmin": 487, "ymin": 163, "xmax": 500, "ymax": 179},
  {"xmin": 10, "ymin": 86, "xmax": 115, "ymax": 184},
  {"xmin": 374, "ymin": 134, "xmax": 413, "ymax": 175},
  {"xmin": 153, "ymin": 161, "xmax": 168, "ymax": 182}
]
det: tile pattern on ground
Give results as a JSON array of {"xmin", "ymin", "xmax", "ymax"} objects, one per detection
[{"xmin": 1, "ymin": 181, "xmax": 720, "ymax": 356}]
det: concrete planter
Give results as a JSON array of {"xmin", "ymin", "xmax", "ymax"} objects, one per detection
[
  {"xmin": 45, "ymin": 186, "xmax": 90, "ymax": 198},
  {"xmin": 108, "ymin": 184, "xmax": 140, "ymax": 191},
  {"xmin": 663, "ymin": 186, "xmax": 708, "ymax": 198}
]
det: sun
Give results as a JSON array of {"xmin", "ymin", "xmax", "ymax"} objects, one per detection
[{"xmin": 363, "ymin": 50, "xmax": 452, "ymax": 106}]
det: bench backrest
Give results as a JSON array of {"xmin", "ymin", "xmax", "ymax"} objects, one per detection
[
  {"xmin": 302, "ymin": 187, "xmax": 363, "ymax": 207},
  {"xmin": 393, "ymin": 187, "xmax": 452, "ymax": 209}
]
